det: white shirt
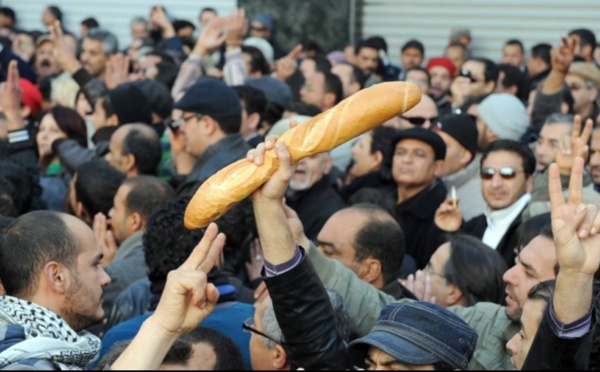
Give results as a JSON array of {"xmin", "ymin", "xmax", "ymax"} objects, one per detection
[{"xmin": 482, "ymin": 193, "xmax": 531, "ymax": 250}]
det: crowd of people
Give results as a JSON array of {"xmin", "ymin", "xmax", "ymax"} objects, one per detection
[{"xmin": 0, "ymin": 2, "xmax": 600, "ymax": 370}]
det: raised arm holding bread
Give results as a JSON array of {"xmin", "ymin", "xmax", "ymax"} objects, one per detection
[{"xmin": 184, "ymin": 82, "xmax": 422, "ymax": 229}]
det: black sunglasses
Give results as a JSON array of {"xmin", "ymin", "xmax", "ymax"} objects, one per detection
[
  {"xmin": 242, "ymin": 317, "xmax": 281, "ymax": 345},
  {"xmin": 250, "ymin": 25, "xmax": 268, "ymax": 32},
  {"xmin": 399, "ymin": 115, "xmax": 438, "ymax": 126},
  {"xmin": 480, "ymin": 167, "xmax": 522, "ymax": 180},
  {"xmin": 458, "ymin": 69, "xmax": 479, "ymax": 83},
  {"xmin": 166, "ymin": 114, "xmax": 204, "ymax": 132}
]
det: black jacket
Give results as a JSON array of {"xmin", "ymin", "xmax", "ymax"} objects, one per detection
[
  {"xmin": 522, "ymin": 307, "xmax": 593, "ymax": 370},
  {"xmin": 286, "ymin": 176, "xmax": 346, "ymax": 240},
  {"xmin": 264, "ymin": 249, "xmax": 353, "ymax": 370},
  {"xmin": 394, "ymin": 179, "xmax": 447, "ymax": 269}
]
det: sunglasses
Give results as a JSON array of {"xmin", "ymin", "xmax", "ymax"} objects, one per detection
[
  {"xmin": 166, "ymin": 114, "xmax": 203, "ymax": 132},
  {"xmin": 250, "ymin": 25, "xmax": 268, "ymax": 32},
  {"xmin": 480, "ymin": 167, "xmax": 522, "ymax": 180},
  {"xmin": 458, "ymin": 69, "xmax": 479, "ymax": 83},
  {"xmin": 399, "ymin": 115, "xmax": 438, "ymax": 126},
  {"xmin": 242, "ymin": 317, "xmax": 281, "ymax": 345}
]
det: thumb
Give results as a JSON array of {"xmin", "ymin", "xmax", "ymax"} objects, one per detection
[{"xmin": 205, "ymin": 284, "xmax": 220, "ymax": 309}]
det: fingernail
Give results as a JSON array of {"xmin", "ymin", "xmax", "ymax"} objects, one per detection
[
  {"xmin": 577, "ymin": 204, "xmax": 586, "ymax": 213},
  {"xmin": 580, "ymin": 229, "xmax": 589, "ymax": 238},
  {"xmin": 276, "ymin": 142, "xmax": 285, "ymax": 149},
  {"xmin": 266, "ymin": 140, "xmax": 272, "ymax": 147},
  {"xmin": 591, "ymin": 227, "xmax": 597, "ymax": 235}
]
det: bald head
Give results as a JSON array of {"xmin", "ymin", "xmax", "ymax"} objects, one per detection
[
  {"xmin": 107, "ymin": 123, "xmax": 162, "ymax": 177},
  {"xmin": 398, "ymin": 93, "xmax": 438, "ymax": 130}
]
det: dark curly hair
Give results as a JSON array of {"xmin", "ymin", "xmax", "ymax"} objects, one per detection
[
  {"xmin": 143, "ymin": 197, "xmax": 205, "ymax": 286},
  {"xmin": 213, "ymin": 197, "xmax": 257, "ymax": 263}
]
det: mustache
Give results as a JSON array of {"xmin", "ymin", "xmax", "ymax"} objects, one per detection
[{"xmin": 40, "ymin": 59, "xmax": 51, "ymax": 67}]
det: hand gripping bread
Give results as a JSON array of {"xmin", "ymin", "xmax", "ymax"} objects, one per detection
[{"xmin": 184, "ymin": 82, "xmax": 421, "ymax": 229}]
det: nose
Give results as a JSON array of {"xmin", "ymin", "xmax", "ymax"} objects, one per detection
[
  {"xmin": 506, "ymin": 333, "xmax": 519, "ymax": 355},
  {"xmin": 100, "ymin": 266, "xmax": 111, "ymax": 287},
  {"xmin": 502, "ymin": 265, "xmax": 516, "ymax": 285},
  {"xmin": 491, "ymin": 172, "xmax": 504, "ymax": 187}
]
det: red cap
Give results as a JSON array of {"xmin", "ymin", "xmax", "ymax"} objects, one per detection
[
  {"xmin": 425, "ymin": 57, "xmax": 457, "ymax": 77},
  {"xmin": 19, "ymin": 78, "xmax": 43, "ymax": 118}
]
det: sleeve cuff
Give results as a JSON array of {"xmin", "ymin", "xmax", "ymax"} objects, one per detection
[
  {"xmin": 263, "ymin": 246, "xmax": 304, "ymax": 277},
  {"xmin": 548, "ymin": 300, "xmax": 593, "ymax": 339}
]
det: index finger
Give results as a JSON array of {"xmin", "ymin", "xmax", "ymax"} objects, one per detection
[
  {"xmin": 7, "ymin": 60, "xmax": 19, "ymax": 87},
  {"xmin": 572, "ymin": 115, "xmax": 582, "ymax": 139},
  {"xmin": 548, "ymin": 163, "xmax": 566, "ymax": 210},
  {"xmin": 567, "ymin": 156, "xmax": 585, "ymax": 205},
  {"xmin": 580, "ymin": 118, "xmax": 594, "ymax": 144},
  {"xmin": 287, "ymin": 44, "xmax": 303, "ymax": 61},
  {"xmin": 181, "ymin": 223, "xmax": 225, "ymax": 272}
]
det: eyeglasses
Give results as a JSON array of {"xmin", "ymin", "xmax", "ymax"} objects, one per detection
[
  {"xmin": 480, "ymin": 167, "xmax": 523, "ymax": 180},
  {"xmin": 567, "ymin": 82, "xmax": 593, "ymax": 91},
  {"xmin": 458, "ymin": 69, "xmax": 479, "ymax": 83},
  {"xmin": 250, "ymin": 25, "xmax": 268, "ymax": 32},
  {"xmin": 167, "ymin": 114, "xmax": 203, "ymax": 132},
  {"xmin": 424, "ymin": 263, "xmax": 445, "ymax": 279},
  {"xmin": 399, "ymin": 115, "xmax": 438, "ymax": 126},
  {"xmin": 242, "ymin": 317, "xmax": 281, "ymax": 345}
]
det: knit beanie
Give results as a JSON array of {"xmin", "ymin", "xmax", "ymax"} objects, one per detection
[{"xmin": 478, "ymin": 94, "xmax": 529, "ymax": 141}]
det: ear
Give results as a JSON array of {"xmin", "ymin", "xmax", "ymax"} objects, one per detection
[
  {"xmin": 459, "ymin": 148, "xmax": 473, "ymax": 167},
  {"xmin": 323, "ymin": 92, "xmax": 336, "ymax": 108},
  {"xmin": 128, "ymin": 211, "xmax": 144, "ymax": 233},
  {"xmin": 444, "ymin": 283, "xmax": 464, "ymax": 307},
  {"xmin": 484, "ymin": 81, "xmax": 496, "ymax": 95},
  {"xmin": 590, "ymin": 87, "xmax": 598, "ymax": 103},
  {"xmin": 323, "ymin": 155, "xmax": 333, "ymax": 175},
  {"xmin": 506, "ymin": 85, "xmax": 518, "ymax": 97},
  {"xmin": 76, "ymin": 201, "xmax": 92, "ymax": 223},
  {"xmin": 107, "ymin": 114, "xmax": 119, "ymax": 126},
  {"xmin": 123, "ymin": 153, "xmax": 137, "ymax": 174},
  {"xmin": 43, "ymin": 261, "xmax": 69, "ymax": 295},
  {"xmin": 272, "ymin": 344, "xmax": 288, "ymax": 369},
  {"xmin": 248, "ymin": 112, "xmax": 261, "ymax": 132},
  {"xmin": 204, "ymin": 116, "xmax": 219, "ymax": 136},
  {"xmin": 525, "ymin": 175, "xmax": 534, "ymax": 193},
  {"xmin": 372, "ymin": 150, "xmax": 383, "ymax": 168},
  {"xmin": 485, "ymin": 125, "xmax": 499, "ymax": 143},
  {"xmin": 433, "ymin": 159, "xmax": 445, "ymax": 176},
  {"xmin": 361, "ymin": 258, "xmax": 382, "ymax": 285}
]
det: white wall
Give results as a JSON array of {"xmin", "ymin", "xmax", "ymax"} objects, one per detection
[{"xmin": 3, "ymin": 0, "xmax": 236, "ymax": 49}]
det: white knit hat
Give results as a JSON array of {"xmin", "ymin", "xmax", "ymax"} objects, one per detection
[{"xmin": 478, "ymin": 94, "xmax": 529, "ymax": 141}]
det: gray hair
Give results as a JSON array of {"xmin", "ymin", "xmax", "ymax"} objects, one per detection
[
  {"xmin": 85, "ymin": 28, "xmax": 118, "ymax": 55},
  {"xmin": 543, "ymin": 113, "xmax": 574, "ymax": 127},
  {"xmin": 130, "ymin": 16, "xmax": 148, "ymax": 28},
  {"xmin": 260, "ymin": 287, "xmax": 351, "ymax": 349}
]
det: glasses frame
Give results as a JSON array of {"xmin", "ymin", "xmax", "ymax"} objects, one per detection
[
  {"xmin": 399, "ymin": 115, "xmax": 439, "ymax": 126},
  {"xmin": 242, "ymin": 317, "xmax": 281, "ymax": 345},
  {"xmin": 458, "ymin": 69, "xmax": 479, "ymax": 83},
  {"xmin": 167, "ymin": 114, "xmax": 204, "ymax": 132},
  {"xmin": 424, "ymin": 262, "xmax": 446, "ymax": 279},
  {"xmin": 480, "ymin": 166, "xmax": 522, "ymax": 180}
]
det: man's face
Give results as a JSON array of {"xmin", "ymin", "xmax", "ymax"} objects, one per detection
[
  {"xmin": 481, "ymin": 150, "xmax": 530, "ymax": 210},
  {"xmin": 398, "ymin": 95, "xmax": 438, "ymax": 130},
  {"xmin": 392, "ymin": 139, "xmax": 440, "ymax": 189},
  {"xmin": 506, "ymin": 299, "xmax": 546, "ymax": 370},
  {"xmin": 108, "ymin": 184, "xmax": 133, "ymax": 245},
  {"xmin": 502, "ymin": 44, "xmax": 524, "ymax": 67},
  {"xmin": 199, "ymin": 10, "xmax": 217, "ymax": 29},
  {"xmin": 565, "ymin": 74, "xmax": 596, "ymax": 115},
  {"xmin": 300, "ymin": 72, "xmax": 327, "ymax": 110},
  {"xmin": 179, "ymin": 113, "xmax": 208, "ymax": 157},
  {"xmin": 249, "ymin": 298, "xmax": 277, "ymax": 370},
  {"xmin": 535, "ymin": 123, "xmax": 571, "ymax": 170},
  {"xmin": 589, "ymin": 130, "xmax": 600, "ymax": 185},
  {"xmin": 106, "ymin": 128, "xmax": 128, "ymax": 175},
  {"xmin": 349, "ymin": 133, "xmax": 381, "ymax": 179},
  {"xmin": 355, "ymin": 47, "xmax": 379, "ymax": 76},
  {"xmin": 365, "ymin": 347, "xmax": 432, "ymax": 370},
  {"xmin": 317, "ymin": 210, "xmax": 370, "ymax": 280},
  {"xmin": 401, "ymin": 47, "xmax": 423, "ymax": 70},
  {"xmin": 249, "ymin": 21, "xmax": 271, "ymax": 39},
  {"xmin": 34, "ymin": 41, "xmax": 59, "ymax": 77},
  {"xmin": 437, "ymin": 131, "xmax": 470, "ymax": 176},
  {"xmin": 502, "ymin": 236, "xmax": 557, "ymax": 321},
  {"xmin": 81, "ymin": 38, "xmax": 109, "ymax": 78},
  {"xmin": 61, "ymin": 215, "xmax": 111, "ymax": 331},
  {"xmin": 425, "ymin": 242, "xmax": 453, "ymax": 308},
  {"xmin": 91, "ymin": 98, "xmax": 109, "ymax": 129},
  {"xmin": 445, "ymin": 46, "xmax": 465, "ymax": 70},
  {"xmin": 131, "ymin": 22, "xmax": 148, "ymax": 39},
  {"xmin": 428, "ymin": 66, "xmax": 452, "ymax": 100},
  {"xmin": 289, "ymin": 153, "xmax": 331, "ymax": 191},
  {"xmin": 405, "ymin": 69, "xmax": 430, "ymax": 94},
  {"xmin": 454, "ymin": 60, "xmax": 490, "ymax": 99},
  {"xmin": 299, "ymin": 59, "xmax": 317, "ymax": 79}
]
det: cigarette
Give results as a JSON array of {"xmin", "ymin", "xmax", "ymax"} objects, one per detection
[{"xmin": 451, "ymin": 186, "xmax": 457, "ymax": 209}]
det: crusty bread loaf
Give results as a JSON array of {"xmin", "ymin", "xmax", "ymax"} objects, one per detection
[{"xmin": 184, "ymin": 82, "xmax": 421, "ymax": 229}]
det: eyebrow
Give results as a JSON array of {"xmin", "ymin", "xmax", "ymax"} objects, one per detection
[
  {"xmin": 365, "ymin": 353, "xmax": 403, "ymax": 367},
  {"xmin": 517, "ymin": 254, "xmax": 536, "ymax": 274},
  {"xmin": 316, "ymin": 240, "xmax": 337, "ymax": 252}
]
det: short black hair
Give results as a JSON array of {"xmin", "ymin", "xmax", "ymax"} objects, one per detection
[
  {"xmin": 180, "ymin": 327, "xmax": 245, "ymax": 370},
  {"xmin": 354, "ymin": 38, "xmax": 380, "ymax": 56},
  {"xmin": 497, "ymin": 63, "xmax": 528, "ymax": 102},
  {"xmin": 351, "ymin": 204, "xmax": 405, "ymax": 284},
  {"xmin": 154, "ymin": 62, "xmax": 178, "ymax": 91},
  {"xmin": 233, "ymin": 85, "xmax": 267, "ymax": 117},
  {"xmin": 0, "ymin": 7, "xmax": 16, "ymax": 23},
  {"xmin": 405, "ymin": 66, "xmax": 431, "ymax": 86},
  {"xmin": 46, "ymin": 5, "xmax": 63, "ymax": 21},
  {"xmin": 466, "ymin": 57, "xmax": 499, "ymax": 84},
  {"xmin": 0, "ymin": 177, "xmax": 17, "ymax": 217},
  {"xmin": 173, "ymin": 19, "xmax": 196, "ymax": 33},
  {"xmin": 443, "ymin": 234, "xmax": 507, "ymax": 306},
  {"xmin": 366, "ymin": 36, "xmax": 388, "ymax": 54},
  {"xmin": 97, "ymin": 338, "xmax": 192, "ymax": 369},
  {"xmin": 347, "ymin": 188, "xmax": 397, "ymax": 219},
  {"xmin": 214, "ymin": 198, "xmax": 256, "ymax": 262},
  {"xmin": 122, "ymin": 176, "xmax": 175, "ymax": 224},
  {"xmin": 307, "ymin": 55, "xmax": 332, "ymax": 73},
  {"xmin": 323, "ymin": 71, "xmax": 343, "ymax": 105},
  {"xmin": 300, "ymin": 39, "xmax": 323, "ymax": 55},
  {"xmin": 516, "ymin": 212, "xmax": 553, "ymax": 250},
  {"xmin": 0, "ymin": 161, "xmax": 33, "ymax": 215},
  {"xmin": 504, "ymin": 39, "xmax": 524, "ymax": 54},
  {"xmin": 530, "ymin": 43, "xmax": 552, "ymax": 66},
  {"xmin": 81, "ymin": 17, "xmax": 99, "ymax": 29},
  {"xmin": 75, "ymin": 159, "xmax": 125, "ymax": 217},
  {"xmin": 241, "ymin": 45, "xmax": 270, "ymax": 75},
  {"xmin": 285, "ymin": 101, "xmax": 322, "ymax": 117},
  {"xmin": 212, "ymin": 114, "xmax": 242, "ymax": 134},
  {"xmin": 569, "ymin": 28, "xmax": 597, "ymax": 54},
  {"xmin": 143, "ymin": 197, "xmax": 206, "ymax": 286},
  {"xmin": 370, "ymin": 126, "xmax": 398, "ymax": 181},
  {"xmin": 401, "ymin": 39, "xmax": 425, "ymax": 55},
  {"xmin": 199, "ymin": 7, "xmax": 217, "ymax": 17},
  {"xmin": 480, "ymin": 139, "xmax": 536, "ymax": 178},
  {"xmin": 121, "ymin": 124, "xmax": 162, "ymax": 176},
  {"xmin": 0, "ymin": 211, "xmax": 78, "ymax": 297}
]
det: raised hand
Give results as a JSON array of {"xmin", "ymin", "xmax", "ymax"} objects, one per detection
[
  {"xmin": 0, "ymin": 60, "xmax": 24, "ymax": 132},
  {"xmin": 549, "ymin": 158, "xmax": 600, "ymax": 277},
  {"xmin": 434, "ymin": 197, "xmax": 463, "ymax": 232},
  {"xmin": 93, "ymin": 213, "xmax": 118, "ymax": 267},
  {"xmin": 49, "ymin": 20, "xmax": 81, "ymax": 74},
  {"xmin": 150, "ymin": 6, "xmax": 175, "ymax": 39},
  {"xmin": 152, "ymin": 223, "xmax": 225, "ymax": 334},
  {"xmin": 225, "ymin": 8, "xmax": 247, "ymax": 49},
  {"xmin": 105, "ymin": 53, "xmax": 131, "ymax": 90},
  {"xmin": 402, "ymin": 270, "xmax": 436, "ymax": 303},
  {"xmin": 193, "ymin": 16, "xmax": 226, "ymax": 57},
  {"xmin": 551, "ymin": 37, "xmax": 576, "ymax": 74},
  {"xmin": 555, "ymin": 115, "xmax": 592, "ymax": 175},
  {"xmin": 273, "ymin": 44, "xmax": 302, "ymax": 81}
]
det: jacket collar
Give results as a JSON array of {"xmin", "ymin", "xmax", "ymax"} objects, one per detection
[
  {"xmin": 115, "ymin": 231, "xmax": 144, "ymax": 262},
  {"xmin": 192, "ymin": 133, "xmax": 246, "ymax": 173},
  {"xmin": 396, "ymin": 178, "xmax": 447, "ymax": 220}
]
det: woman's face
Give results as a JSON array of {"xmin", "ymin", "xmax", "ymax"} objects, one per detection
[
  {"xmin": 37, "ymin": 113, "xmax": 67, "ymax": 157},
  {"xmin": 349, "ymin": 133, "xmax": 381, "ymax": 179}
]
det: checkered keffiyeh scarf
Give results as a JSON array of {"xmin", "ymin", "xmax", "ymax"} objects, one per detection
[{"xmin": 0, "ymin": 296, "xmax": 100, "ymax": 370}]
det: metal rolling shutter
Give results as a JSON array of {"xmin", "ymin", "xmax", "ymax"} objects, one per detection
[
  {"xmin": 3, "ymin": 0, "xmax": 236, "ymax": 49},
  {"xmin": 362, "ymin": 0, "xmax": 600, "ymax": 65}
]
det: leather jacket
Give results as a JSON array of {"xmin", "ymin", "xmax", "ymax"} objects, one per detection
[{"xmin": 263, "ymin": 249, "xmax": 353, "ymax": 370}]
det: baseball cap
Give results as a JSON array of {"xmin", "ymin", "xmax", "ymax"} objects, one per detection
[
  {"xmin": 432, "ymin": 114, "xmax": 478, "ymax": 159},
  {"xmin": 348, "ymin": 302, "xmax": 477, "ymax": 370},
  {"xmin": 392, "ymin": 127, "xmax": 447, "ymax": 160},
  {"xmin": 174, "ymin": 77, "xmax": 241, "ymax": 118}
]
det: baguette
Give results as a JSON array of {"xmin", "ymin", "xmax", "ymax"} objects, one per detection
[{"xmin": 184, "ymin": 82, "xmax": 421, "ymax": 229}]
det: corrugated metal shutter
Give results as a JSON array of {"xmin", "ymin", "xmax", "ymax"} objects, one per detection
[
  {"xmin": 363, "ymin": 0, "xmax": 600, "ymax": 65},
  {"xmin": 3, "ymin": 0, "xmax": 236, "ymax": 49}
]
